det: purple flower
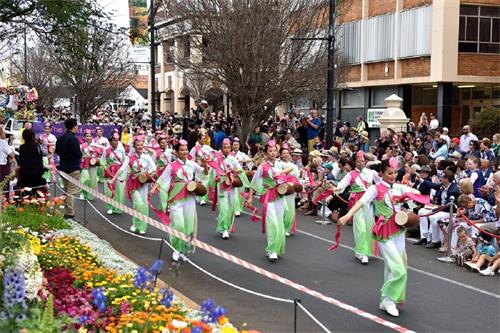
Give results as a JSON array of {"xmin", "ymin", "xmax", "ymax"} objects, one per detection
[
  {"xmin": 2, "ymin": 267, "xmax": 27, "ymax": 319},
  {"xmin": 159, "ymin": 288, "xmax": 174, "ymax": 308},
  {"xmin": 91, "ymin": 287, "xmax": 107, "ymax": 312},
  {"xmin": 149, "ymin": 259, "xmax": 164, "ymax": 275}
]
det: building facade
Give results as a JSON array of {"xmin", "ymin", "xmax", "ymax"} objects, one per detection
[{"xmin": 336, "ymin": 0, "xmax": 499, "ymax": 136}]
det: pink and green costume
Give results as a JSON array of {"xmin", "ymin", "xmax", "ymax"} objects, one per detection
[
  {"xmin": 359, "ymin": 182, "xmax": 420, "ymax": 305},
  {"xmin": 157, "ymin": 159, "xmax": 204, "ymax": 253},
  {"xmin": 279, "ymin": 161, "xmax": 301, "ymax": 234},
  {"xmin": 126, "ymin": 153, "xmax": 156, "ymax": 233},
  {"xmin": 189, "ymin": 143, "xmax": 213, "ymax": 204},
  {"xmin": 151, "ymin": 148, "xmax": 173, "ymax": 212},
  {"xmin": 230, "ymin": 150, "xmax": 252, "ymax": 215},
  {"xmin": 208, "ymin": 153, "xmax": 249, "ymax": 234},
  {"xmin": 79, "ymin": 143, "xmax": 99, "ymax": 200},
  {"xmin": 92, "ymin": 136, "xmax": 108, "ymax": 182},
  {"xmin": 250, "ymin": 161, "xmax": 287, "ymax": 255},
  {"xmin": 101, "ymin": 147, "xmax": 128, "ymax": 214},
  {"xmin": 335, "ymin": 168, "xmax": 378, "ymax": 256}
]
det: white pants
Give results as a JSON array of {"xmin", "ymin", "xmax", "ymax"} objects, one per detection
[{"xmin": 418, "ymin": 208, "xmax": 448, "ymax": 243}]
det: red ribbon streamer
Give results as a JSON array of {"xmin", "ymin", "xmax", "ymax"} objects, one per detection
[
  {"xmin": 147, "ymin": 196, "xmax": 170, "ymax": 225},
  {"xmin": 328, "ymin": 224, "xmax": 342, "ymax": 251}
]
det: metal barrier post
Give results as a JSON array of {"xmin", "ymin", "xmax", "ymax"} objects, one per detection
[
  {"xmin": 294, "ymin": 298, "xmax": 301, "ymax": 333},
  {"xmin": 315, "ymin": 201, "xmax": 332, "ymax": 225},
  {"xmin": 83, "ymin": 199, "xmax": 87, "ymax": 226},
  {"xmin": 154, "ymin": 238, "xmax": 165, "ymax": 286},
  {"xmin": 437, "ymin": 197, "xmax": 455, "ymax": 263}
]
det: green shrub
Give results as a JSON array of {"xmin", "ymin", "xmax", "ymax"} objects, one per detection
[
  {"xmin": 3, "ymin": 205, "xmax": 69, "ymax": 233},
  {"xmin": 469, "ymin": 106, "xmax": 500, "ymax": 139}
]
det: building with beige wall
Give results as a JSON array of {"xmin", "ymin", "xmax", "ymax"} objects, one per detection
[{"xmin": 336, "ymin": 0, "xmax": 499, "ymax": 135}]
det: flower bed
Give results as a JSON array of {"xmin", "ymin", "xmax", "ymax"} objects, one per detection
[{"xmin": 0, "ymin": 196, "xmax": 247, "ymax": 333}]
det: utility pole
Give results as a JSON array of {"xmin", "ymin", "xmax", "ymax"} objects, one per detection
[
  {"xmin": 149, "ymin": 0, "xmax": 157, "ymax": 131},
  {"xmin": 326, "ymin": 0, "xmax": 336, "ymax": 148},
  {"xmin": 291, "ymin": 0, "xmax": 336, "ymax": 148}
]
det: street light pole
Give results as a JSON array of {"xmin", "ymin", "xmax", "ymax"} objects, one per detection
[
  {"xmin": 149, "ymin": 0, "xmax": 157, "ymax": 131},
  {"xmin": 24, "ymin": 26, "xmax": 28, "ymax": 85},
  {"xmin": 291, "ymin": 1, "xmax": 336, "ymax": 148},
  {"xmin": 326, "ymin": 0, "xmax": 336, "ymax": 148}
]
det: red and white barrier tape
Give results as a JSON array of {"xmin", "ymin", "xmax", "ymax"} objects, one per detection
[{"xmin": 58, "ymin": 170, "xmax": 414, "ymax": 333}]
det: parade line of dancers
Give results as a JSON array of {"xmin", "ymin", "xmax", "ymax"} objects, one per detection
[{"xmin": 43, "ymin": 126, "xmax": 428, "ymax": 318}]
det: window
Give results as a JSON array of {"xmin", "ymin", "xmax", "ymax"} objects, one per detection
[
  {"xmin": 371, "ymin": 86, "xmax": 399, "ymax": 107},
  {"xmin": 412, "ymin": 86, "xmax": 437, "ymax": 106},
  {"xmin": 341, "ymin": 89, "xmax": 364, "ymax": 107},
  {"xmin": 459, "ymin": 5, "xmax": 500, "ymax": 54}
]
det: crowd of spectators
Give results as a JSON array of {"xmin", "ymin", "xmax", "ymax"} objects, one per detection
[{"xmin": 2, "ymin": 101, "xmax": 499, "ymax": 276}]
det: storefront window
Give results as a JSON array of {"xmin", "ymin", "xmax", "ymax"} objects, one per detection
[{"xmin": 412, "ymin": 86, "xmax": 437, "ymax": 106}]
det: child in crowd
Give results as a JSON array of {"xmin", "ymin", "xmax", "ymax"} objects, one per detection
[
  {"xmin": 452, "ymin": 226, "xmax": 476, "ymax": 266},
  {"xmin": 479, "ymin": 252, "xmax": 500, "ymax": 276},
  {"xmin": 465, "ymin": 233, "xmax": 497, "ymax": 271}
]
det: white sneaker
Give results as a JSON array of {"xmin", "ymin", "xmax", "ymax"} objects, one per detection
[
  {"xmin": 200, "ymin": 200, "xmax": 206, "ymax": 206},
  {"xmin": 139, "ymin": 230, "xmax": 146, "ymax": 235},
  {"xmin": 106, "ymin": 209, "xmax": 113, "ymax": 215},
  {"xmin": 285, "ymin": 232, "xmax": 291, "ymax": 237},
  {"xmin": 80, "ymin": 194, "xmax": 85, "ymax": 200},
  {"xmin": 235, "ymin": 211, "xmax": 241, "ymax": 217},
  {"xmin": 180, "ymin": 253, "xmax": 188, "ymax": 262},
  {"xmin": 354, "ymin": 253, "xmax": 363, "ymax": 262},
  {"xmin": 130, "ymin": 225, "xmax": 137, "ymax": 233},
  {"xmin": 379, "ymin": 298, "xmax": 399, "ymax": 317},
  {"xmin": 479, "ymin": 267, "xmax": 495, "ymax": 276},
  {"xmin": 221, "ymin": 231, "xmax": 230, "ymax": 239},
  {"xmin": 172, "ymin": 251, "xmax": 180, "ymax": 262},
  {"xmin": 361, "ymin": 255, "xmax": 369, "ymax": 265},
  {"xmin": 268, "ymin": 252, "xmax": 278, "ymax": 261}
]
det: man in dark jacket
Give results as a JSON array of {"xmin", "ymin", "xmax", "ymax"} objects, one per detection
[
  {"xmin": 55, "ymin": 118, "xmax": 82, "ymax": 220},
  {"xmin": 415, "ymin": 170, "xmax": 459, "ymax": 248}
]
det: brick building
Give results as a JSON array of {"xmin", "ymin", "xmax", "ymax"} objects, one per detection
[{"xmin": 335, "ymin": 0, "xmax": 499, "ymax": 136}]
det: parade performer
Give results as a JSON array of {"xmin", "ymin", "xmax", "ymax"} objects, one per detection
[
  {"xmin": 149, "ymin": 135, "xmax": 173, "ymax": 212},
  {"xmin": 79, "ymin": 129, "xmax": 99, "ymax": 200},
  {"xmin": 150, "ymin": 139, "xmax": 206, "ymax": 262},
  {"xmin": 208, "ymin": 138, "xmax": 248, "ymax": 239},
  {"xmin": 189, "ymin": 131, "xmax": 213, "ymax": 206},
  {"xmin": 329, "ymin": 152, "xmax": 379, "ymax": 264},
  {"xmin": 338, "ymin": 158, "xmax": 424, "ymax": 317},
  {"xmin": 230, "ymin": 137, "xmax": 253, "ymax": 216},
  {"xmin": 126, "ymin": 137, "xmax": 156, "ymax": 235},
  {"xmin": 39, "ymin": 122, "xmax": 57, "ymax": 183},
  {"xmin": 101, "ymin": 133, "xmax": 128, "ymax": 215},
  {"xmin": 246, "ymin": 140, "xmax": 294, "ymax": 262},
  {"xmin": 92, "ymin": 127, "xmax": 109, "ymax": 182},
  {"xmin": 279, "ymin": 145, "xmax": 301, "ymax": 236}
]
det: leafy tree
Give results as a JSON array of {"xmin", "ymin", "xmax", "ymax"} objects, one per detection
[
  {"xmin": 159, "ymin": 0, "xmax": 348, "ymax": 142},
  {"xmin": 470, "ymin": 106, "xmax": 500, "ymax": 139},
  {"xmin": 47, "ymin": 22, "xmax": 133, "ymax": 121},
  {"xmin": 0, "ymin": 0, "xmax": 107, "ymax": 42}
]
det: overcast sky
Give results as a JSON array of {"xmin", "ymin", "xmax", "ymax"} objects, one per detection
[{"xmin": 99, "ymin": 0, "xmax": 130, "ymax": 29}]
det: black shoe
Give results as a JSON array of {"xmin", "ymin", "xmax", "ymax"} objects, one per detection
[
  {"xmin": 413, "ymin": 238, "xmax": 427, "ymax": 245},
  {"xmin": 425, "ymin": 242, "xmax": 441, "ymax": 249}
]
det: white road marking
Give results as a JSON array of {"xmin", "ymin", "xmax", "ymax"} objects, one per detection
[{"xmin": 296, "ymin": 229, "xmax": 500, "ymax": 300}]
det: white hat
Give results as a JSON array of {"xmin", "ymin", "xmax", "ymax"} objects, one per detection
[
  {"xmin": 200, "ymin": 100, "xmax": 208, "ymax": 105},
  {"xmin": 442, "ymin": 127, "xmax": 449, "ymax": 132}
]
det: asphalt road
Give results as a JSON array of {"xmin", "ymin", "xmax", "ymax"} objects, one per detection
[{"xmin": 64, "ymin": 184, "xmax": 500, "ymax": 333}]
